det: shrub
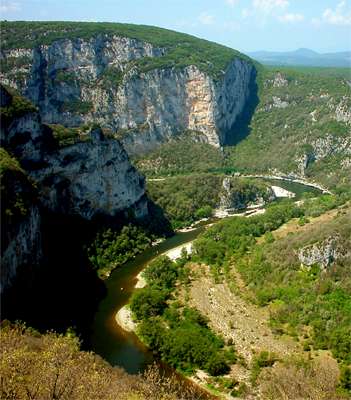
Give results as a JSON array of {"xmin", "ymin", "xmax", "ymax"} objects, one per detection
[{"xmin": 130, "ymin": 287, "xmax": 169, "ymax": 320}]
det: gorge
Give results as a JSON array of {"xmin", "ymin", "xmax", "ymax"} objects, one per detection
[{"xmin": 1, "ymin": 20, "xmax": 351, "ymax": 400}]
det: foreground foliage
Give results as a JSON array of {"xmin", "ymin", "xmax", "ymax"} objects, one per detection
[{"xmin": 0, "ymin": 323, "xmax": 208, "ymax": 400}]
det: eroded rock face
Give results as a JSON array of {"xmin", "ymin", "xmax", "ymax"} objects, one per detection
[
  {"xmin": 32, "ymin": 129, "xmax": 147, "ymax": 220},
  {"xmin": 1, "ymin": 36, "xmax": 255, "ymax": 154},
  {"xmin": 298, "ymin": 235, "xmax": 344, "ymax": 269},
  {"xmin": 218, "ymin": 177, "xmax": 274, "ymax": 211},
  {"xmin": 295, "ymin": 134, "xmax": 351, "ymax": 176}
]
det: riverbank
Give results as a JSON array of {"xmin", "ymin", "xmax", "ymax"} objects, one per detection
[
  {"xmin": 239, "ymin": 173, "xmax": 332, "ymax": 194},
  {"xmin": 115, "ymin": 241, "xmax": 195, "ymax": 334},
  {"xmin": 115, "ymin": 306, "xmax": 135, "ymax": 332}
]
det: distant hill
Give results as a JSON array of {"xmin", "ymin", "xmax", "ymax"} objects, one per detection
[{"xmin": 247, "ymin": 48, "xmax": 351, "ymax": 68}]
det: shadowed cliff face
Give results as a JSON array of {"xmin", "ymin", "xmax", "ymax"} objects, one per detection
[
  {"xmin": 1, "ymin": 35, "xmax": 256, "ymax": 155},
  {"xmin": 0, "ymin": 85, "xmax": 149, "ymax": 296},
  {"xmin": 224, "ymin": 68, "xmax": 259, "ymax": 146}
]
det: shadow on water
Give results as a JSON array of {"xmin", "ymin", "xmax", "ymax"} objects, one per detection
[{"xmin": 225, "ymin": 68, "xmax": 259, "ymax": 146}]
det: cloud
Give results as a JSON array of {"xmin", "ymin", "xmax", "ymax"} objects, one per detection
[
  {"xmin": 198, "ymin": 12, "xmax": 215, "ymax": 25},
  {"xmin": 225, "ymin": 0, "xmax": 239, "ymax": 7},
  {"xmin": 0, "ymin": 1, "xmax": 21, "ymax": 13},
  {"xmin": 253, "ymin": 0, "xmax": 289, "ymax": 15},
  {"xmin": 322, "ymin": 1, "xmax": 351, "ymax": 26},
  {"xmin": 278, "ymin": 13, "xmax": 304, "ymax": 23}
]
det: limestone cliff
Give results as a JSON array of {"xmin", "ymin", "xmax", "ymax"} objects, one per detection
[
  {"xmin": 0, "ymin": 85, "xmax": 148, "ymax": 291},
  {"xmin": 0, "ymin": 22, "xmax": 255, "ymax": 155}
]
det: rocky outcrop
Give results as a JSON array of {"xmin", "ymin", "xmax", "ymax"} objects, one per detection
[
  {"xmin": 298, "ymin": 235, "xmax": 344, "ymax": 270},
  {"xmin": 218, "ymin": 177, "xmax": 274, "ymax": 211},
  {"xmin": 335, "ymin": 96, "xmax": 351, "ymax": 125},
  {"xmin": 295, "ymin": 134, "xmax": 351, "ymax": 176},
  {"xmin": 31, "ymin": 128, "xmax": 147, "ymax": 219},
  {"xmin": 1, "ymin": 35, "xmax": 255, "ymax": 155}
]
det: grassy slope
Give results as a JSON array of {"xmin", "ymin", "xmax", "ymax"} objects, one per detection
[
  {"xmin": 0, "ymin": 21, "xmax": 252, "ymax": 80},
  {"xmin": 184, "ymin": 199, "xmax": 351, "ymax": 397}
]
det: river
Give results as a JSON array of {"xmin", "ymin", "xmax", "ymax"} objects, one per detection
[{"xmin": 89, "ymin": 179, "xmax": 323, "ymax": 374}]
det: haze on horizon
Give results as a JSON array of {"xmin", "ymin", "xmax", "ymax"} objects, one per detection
[{"xmin": 0, "ymin": 0, "xmax": 350, "ymax": 54}]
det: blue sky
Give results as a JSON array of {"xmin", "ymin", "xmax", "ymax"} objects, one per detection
[{"xmin": 1, "ymin": 0, "xmax": 351, "ymax": 53}]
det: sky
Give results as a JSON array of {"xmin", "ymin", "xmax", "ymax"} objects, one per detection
[{"xmin": 1, "ymin": 0, "xmax": 351, "ymax": 53}]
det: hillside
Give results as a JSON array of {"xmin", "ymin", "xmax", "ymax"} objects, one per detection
[
  {"xmin": 136, "ymin": 66, "xmax": 351, "ymax": 191},
  {"xmin": 248, "ymin": 48, "xmax": 351, "ymax": 68}
]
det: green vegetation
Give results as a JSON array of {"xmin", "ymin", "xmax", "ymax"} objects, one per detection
[
  {"xmin": 236, "ymin": 207, "xmax": 351, "ymax": 364},
  {"xmin": 134, "ymin": 134, "xmax": 225, "ymax": 176},
  {"xmin": 191, "ymin": 193, "xmax": 351, "ymax": 363},
  {"xmin": 192, "ymin": 201, "xmax": 303, "ymax": 273},
  {"xmin": 147, "ymin": 174, "xmax": 271, "ymax": 229},
  {"xmin": 0, "ymin": 148, "xmax": 35, "ymax": 229},
  {"xmin": 130, "ymin": 255, "xmax": 233, "ymax": 375},
  {"xmin": 0, "ymin": 323, "xmax": 202, "ymax": 400},
  {"xmin": 55, "ymin": 69, "xmax": 77, "ymax": 84},
  {"xmin": 88, "ymin": 225, "xmax": 156, "ymax": 278},
  {"xmin": 60, "ymin": 99, "xmax": 93, "ymax": 114},
  {"xmin": 0, "ymin": 56, "xmax": 31, "ymax": 73},
  {"xmin": 48, "ymin": 123, "xmax": 94, "ymax": 147},
  {"xmin": 0, "ymin": 84, "xmax": 37, "ymax": 125},
  {"xmin": 100, "ymin": 66, "xmax": 124, "ymax": 88},
  {"xmin": 265, "ymin": 64, "xmax": 351, "ymax": 79},
  {"xmin": 1, "ymin": 21, "xmax": 252, "ymax": 80},
  {"xmin": 147, "ymin": 174, "xmax": 221, "ymax": 228}
]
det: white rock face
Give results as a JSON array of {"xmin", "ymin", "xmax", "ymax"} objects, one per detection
[
  {"xmin": 298, "ymin": 235, "xmax": 344, "ymax": 270},
  {"xmin": 33, "ymin": 129, "xmax": 148, "ymax": 219},
  {"xmin": 1, "ymin": 36, "xmax": 255, "ymax": 154},
  {"xmin": 335, "ymin": 96, "xmax": 351, "ymax": 125}
]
